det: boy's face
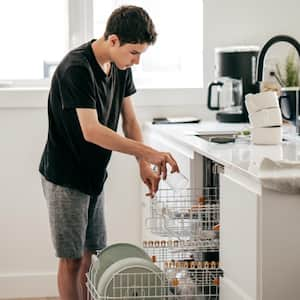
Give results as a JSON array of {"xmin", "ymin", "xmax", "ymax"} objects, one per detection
[{"xmin": 109, "ymin": 35, "xmax": 149, "ymax": 70}]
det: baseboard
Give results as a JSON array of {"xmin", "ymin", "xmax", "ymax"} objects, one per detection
[{"xmin": 0, "ymin": 272, "xmax": 58, "ymax": 299}]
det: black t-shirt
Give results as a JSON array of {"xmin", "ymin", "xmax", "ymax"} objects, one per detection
[{"xmin": 39, "ymin": 40, "xmax": 136, "ymax": 196}]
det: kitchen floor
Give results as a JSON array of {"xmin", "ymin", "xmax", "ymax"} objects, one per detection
[{"xmin": 4, "ymin": 298, "xmax": 59, "ymax": 300}]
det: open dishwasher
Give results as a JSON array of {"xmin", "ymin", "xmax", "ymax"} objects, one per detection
[{"xmin": 86, "ymin": 158, "xmax": 223, "ymax": 299}]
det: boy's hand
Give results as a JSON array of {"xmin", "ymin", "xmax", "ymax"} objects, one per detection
[
  {"xmin": 142, "ymin": 149, "xmax": 179, "ymax": 180},
  {"xmin": 139, "ymin": 160, "xmax": 161, "ymax": 198}
]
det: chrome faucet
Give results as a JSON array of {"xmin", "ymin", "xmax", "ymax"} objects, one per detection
[{"xmin": 256, "ymin": 35, "xmax": 300, "ymax": 135}]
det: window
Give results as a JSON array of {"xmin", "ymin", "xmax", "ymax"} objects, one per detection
[
  {"xmin": 93, "ymin": 0, "xmax": 203, "ymax": 88},
  {"xmin": 0, "ymin": 0, "xmax": 68, "ymax": 82},
  {"xmin": 0, "ymin": 0, "xmax": 203, "ymax": 88}
]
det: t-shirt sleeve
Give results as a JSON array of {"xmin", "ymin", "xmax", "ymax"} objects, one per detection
[
  {"xmin": 124, "ymin": 68, "xmax": 136, "ymax": 98},
  {"xmin": 60, "ymin": 66, "xmax": 97, "ymax": 110}
]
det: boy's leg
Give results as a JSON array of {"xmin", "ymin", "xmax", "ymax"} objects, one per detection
[
  {"xmin": 41, "ymin": 176, "xmax": 90, "ymax": 300},
  {"xmin": 78, "ymin": 249, "xmax": 94, "ymax": 300},
  {"xmin": 58, "ymin": 257, "xmax": 82, "ymax": 300}
]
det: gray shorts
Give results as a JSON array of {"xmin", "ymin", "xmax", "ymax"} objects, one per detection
[{"xmin": 41, "ymin": 176, "xmax": 107, "ymax": 259}]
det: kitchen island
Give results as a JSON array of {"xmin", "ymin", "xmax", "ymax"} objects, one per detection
[{"xmin": 144, "ymin": 121, "xmax": 300, "ymax": 300}]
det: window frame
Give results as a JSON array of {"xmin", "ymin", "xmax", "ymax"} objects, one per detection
[
  {"xmin": 1, "ymin": 0, "xmax": 203, "ymax": 89},
  {"xmin": 0, "ymin": 0, "xmax": 93, "ymax": 88}
]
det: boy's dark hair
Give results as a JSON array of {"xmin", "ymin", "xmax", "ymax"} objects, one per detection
[{"xmin": 104, "ymin": 5, "xmax": 157, "ymax": 46}]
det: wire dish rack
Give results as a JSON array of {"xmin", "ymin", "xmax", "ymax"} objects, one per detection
[
  {"xmin": 86, "ymin": 267, "xmax": 222, "ymax": 299},
  {"xmin": 143, "ymin": 239, "xmax": 219, "ymax": 270},
  {"xmin": 146, "ymin": 188, "xmax": 219, "ymax": 239}
]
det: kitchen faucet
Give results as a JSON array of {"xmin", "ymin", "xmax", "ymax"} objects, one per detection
[{"xmin": 256, "ymin": 35, "xmax": 300, "ymax": 135}]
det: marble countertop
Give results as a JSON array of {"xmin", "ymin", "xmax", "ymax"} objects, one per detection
[{"xmin": 145, "ymin": 121, "xmax": 300, "ymax": 179}]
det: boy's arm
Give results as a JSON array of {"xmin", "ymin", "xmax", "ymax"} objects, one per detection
[{"xmin": 76, "ymin": 106, "xmax": 178, "ymax": 180}]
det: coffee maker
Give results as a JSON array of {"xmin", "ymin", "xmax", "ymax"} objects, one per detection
[{"xmin": 207, "ymin": 46, "xmax": 260, "ymax": 122}]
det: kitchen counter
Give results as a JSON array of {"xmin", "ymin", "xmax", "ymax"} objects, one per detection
[{"xmin": 144, "ymin": 121, "xmax": 300, "ymax": 181}]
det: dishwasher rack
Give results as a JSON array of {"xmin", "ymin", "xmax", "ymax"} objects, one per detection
[
  {"xmin": 143, "ymin": 239, "xmax": 219, "ymax": 270},
  {"xmin": 147, "ymin": 188, "xmax": 219, "ymax": 239},
  {"xmin": 86, "ymin": 266, "xmax": 222, "ymax": 299}
]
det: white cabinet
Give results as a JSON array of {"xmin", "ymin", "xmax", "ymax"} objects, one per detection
[
  {"xmin": 221, "ymin": 276, "xmax": 254, "ymax": 300},
  {"xmin": 220, "ymin": 173, "xmax": 300, "ymax": 300},
  {"xmin": 220, "ymin": 173, "xmax": 260, "ymax": 300}
]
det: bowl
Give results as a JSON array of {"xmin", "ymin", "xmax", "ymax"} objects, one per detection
[
  {"xmin": 245, "ymin": 91, "xmax": 279, "ymax": 114},
  {"xmin": 249, "ymin": 107, "xmax": 282, "ymax": 127},
  {"xmin": 251, "ymin": 126, "xmax": 282, "ymax": 145}
]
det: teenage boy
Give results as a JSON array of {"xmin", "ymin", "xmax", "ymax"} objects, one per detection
[{"xmin": 39, "ymin": 5, "xmax": 178, "ymax": 300}]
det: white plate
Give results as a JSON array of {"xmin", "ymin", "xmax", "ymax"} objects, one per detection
[
  {"xmin": 92, "ymin": 243, "xmax": 151, "ymax": 288},
  {"xmin": 97, "ymin": 257, "xmax": 166, "ymax": 298}
]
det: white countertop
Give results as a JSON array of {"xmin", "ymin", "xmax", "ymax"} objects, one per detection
[{"xmin": 145, "ymin": 121, "xmax": 300, "ymax": 180}]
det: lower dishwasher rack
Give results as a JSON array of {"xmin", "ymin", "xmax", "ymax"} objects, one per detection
[{"xmin": 86, "ymin": 266, "xmax": 222, "ymax": 299}]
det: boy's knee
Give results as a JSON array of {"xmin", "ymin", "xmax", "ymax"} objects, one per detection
[{"xmin": 60, "ymin": 257, "xmax": 82, "ymax": 273}]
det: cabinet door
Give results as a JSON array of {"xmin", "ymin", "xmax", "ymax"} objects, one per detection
[
  {"xmin": 220, "ymin": 173, "xmax": 260, "ymax": 300},
  {"xmin": 220, "ymin": 277, "xmax": 254, "ymax": 300}
]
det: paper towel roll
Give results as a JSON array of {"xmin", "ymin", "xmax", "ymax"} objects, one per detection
[
  {"xmin": 248, "ymin": 107, "xmax": 282, "ymax": 127},
  {"xmin": 245, "ymin": 91, "xmax": 279, "ymax": 114},
  {"xmin": 251, "ymin": 126, "xmax": 282, "ymax": 145}
]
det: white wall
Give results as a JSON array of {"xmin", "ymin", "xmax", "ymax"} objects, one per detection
[
  {"xmin": 203, "ymin": 0, "xmax": 300, "ymax": 87},
  {"xmin": 1, "ymin": 0, "xmax": 300, "ymax": 298}
]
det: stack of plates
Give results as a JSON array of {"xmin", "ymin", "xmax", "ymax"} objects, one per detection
[
  {"xmin": 245, "ymin": 91, "xmax": 282, "ymax": 144},
  {"xmin": 88, "ymin": 243, "xmax": 166, "ymax": 298}
]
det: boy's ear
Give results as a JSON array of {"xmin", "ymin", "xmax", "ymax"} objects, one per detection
[{"xmin": 108, "ymin": 34, "xmax": 120, "ymax": 47}]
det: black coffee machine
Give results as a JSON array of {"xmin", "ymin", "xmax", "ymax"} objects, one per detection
[{"xmin": 207, "ymin": 46, "xmax": 260, "ymax": 122}]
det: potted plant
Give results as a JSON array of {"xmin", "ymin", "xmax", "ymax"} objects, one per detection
[
  {"xmin": 272, "ymin": 49, "xmax": 300, "ymax": 127},
  {"xmin": 274, "ymin": 49, "xmax": 300, "ymax": 87}
]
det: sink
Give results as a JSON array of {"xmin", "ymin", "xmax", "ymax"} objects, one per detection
[{"xmin": 195, "ymin": 133, "xmax": 237, "ymax": 143}]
